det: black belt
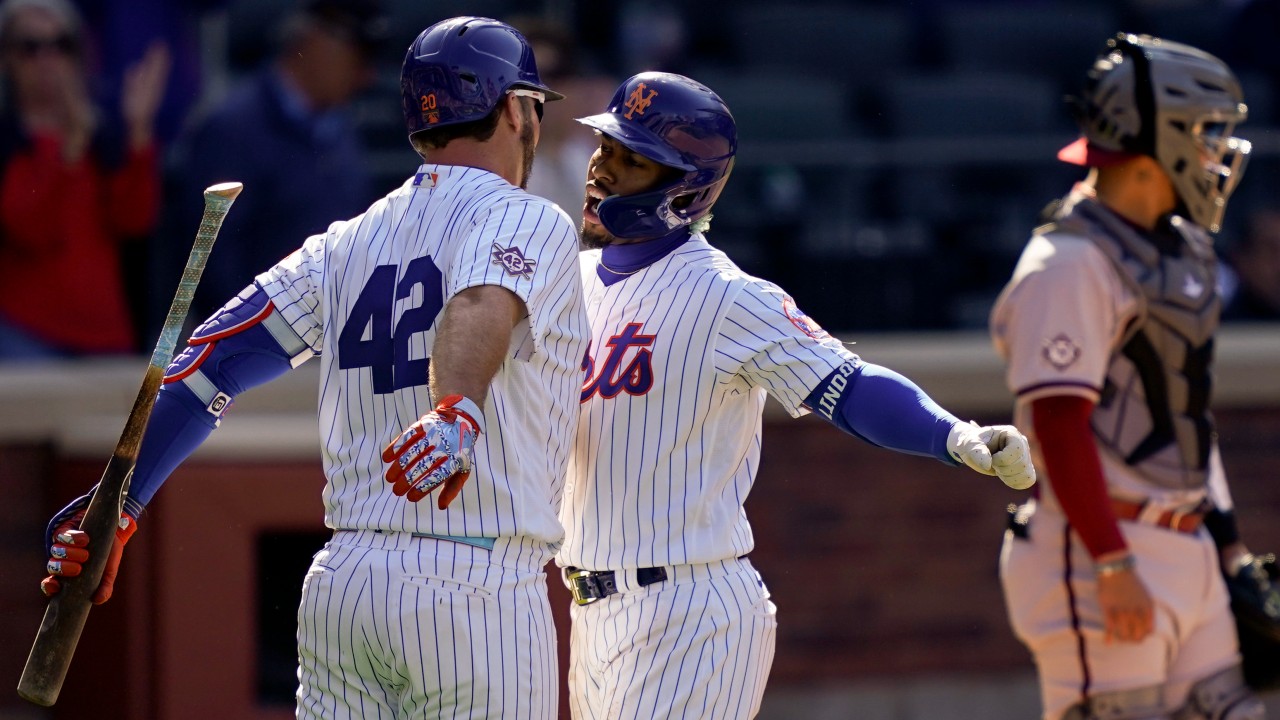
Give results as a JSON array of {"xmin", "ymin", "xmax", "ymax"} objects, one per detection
[{"xmin": 564, "ymin": 566, "xmax": 668, "ymax": 606}]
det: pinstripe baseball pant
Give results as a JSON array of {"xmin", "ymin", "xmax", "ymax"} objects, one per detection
[
  {"xmin": 567, "ymin": 557, "xmax": 778, "ymax": 719},
  {"xmin": 297, "ymin": 530, "xmax": 558, "ymax": 719}
]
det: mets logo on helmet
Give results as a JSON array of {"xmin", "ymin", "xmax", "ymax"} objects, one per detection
[
  {"xmin": 491, "ymin": 243, "xmax": 536, "ymax": 279},
  {"xmin": 624, "ymin": 83, "xmax": 658, "ymax": 120}
]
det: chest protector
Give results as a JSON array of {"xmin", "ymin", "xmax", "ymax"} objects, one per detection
[{"xmin": 1050, "ymin": 195, "xmax": 1220, "ymax": 491}]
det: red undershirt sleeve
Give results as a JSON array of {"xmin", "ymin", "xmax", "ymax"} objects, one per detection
[{"xmin": 1031, "ymin": 394, "xmax": 1127, "ymax": 558}]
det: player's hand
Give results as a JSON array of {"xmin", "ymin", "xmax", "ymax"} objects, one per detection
[
  {"xmin": 382, "ymin": 395, "xmax": 483, "ymax": 509},
  {"xmin": 946, "ymin": 421, "xmax": 1037, "ymax": 489},
  {"xmin": 41, "ymin": 508, "xmax": 138, "ymax": 605},
  {"xmin": 1095, "ymin": 554, "xmax": 1154, "ymax": 644}
]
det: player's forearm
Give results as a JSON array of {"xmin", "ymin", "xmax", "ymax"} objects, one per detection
[
  {"xmin": 129, "ymin": 289, "xmax": 305, "ymax": 508},
  {"xmin": 803, "ymin": 360, "xmax": 958, "ymax": 463},
  {"xmin": 1031, "ymin": 395, "xmax": 1127, "ymax": 558},
  {"xmin": 128, "ymin": 384, "xmax": 219, "ymax": 508},
  {"xmin": 429, "ymin": 285, "xmax": 524, "ymax": 406}
]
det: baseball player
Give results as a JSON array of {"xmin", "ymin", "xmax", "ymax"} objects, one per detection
[
  {"xmin": 39, "ymin": 17, "xmax": 588, "ymax": 719},
  {"xmin": 990, "ymin": 34, "xmax": 1267, "ymax": 720},
  {"xmin": 557, "ymin": 71, "xmax": 1038, "ymax": 719}
]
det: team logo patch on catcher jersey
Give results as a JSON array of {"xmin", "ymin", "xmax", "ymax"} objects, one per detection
[
  {"xmin": 1042, "ymin": 333, "xmax": 1081, "ymax": 370},
  {"xmin": 490, "ymin": 243, "xmax": 536, "ymax": 279},
  {"xmin": 623, "ymin": 82, "xmax": 658, "ymax": 119},
  {"xmin": 781, "ymin": 296, "xmax": 830, "ymax": 340}
]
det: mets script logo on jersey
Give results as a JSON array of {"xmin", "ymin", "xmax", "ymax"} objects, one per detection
[
  {"xmin": 490, "ymin": 243, "xmax": 536, "ymax": 279},
  {"xmin": 623, "ymin": 83, "xmax": 658, "ymax": 119},
  {"xmin": 781, "ymin": 296, "xmax": 830, "ymax": 340},
  {"xmin": 581, "ymin": 323, "xmax": 656, "ymax": 401}
]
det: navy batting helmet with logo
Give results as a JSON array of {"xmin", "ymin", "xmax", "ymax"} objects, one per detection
[
  {"xmin": 578, "ymin": 72, "xmax": 737, "ymax": 239},
  {"xmin": 400, "ymin": 16, "xmax": 563, "ymax": 137}
]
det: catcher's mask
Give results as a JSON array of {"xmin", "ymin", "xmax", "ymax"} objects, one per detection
[
  {"xmin": 400, "ymin": 16, "xmax": 563, "ymax": 139},
  {"xmin": 1059, "ymin": 33, "xmax": 1250, "ymax": 233},
  {"xmin": 578, "ymin": 72, "xmax": 737, "ymax": 240}
]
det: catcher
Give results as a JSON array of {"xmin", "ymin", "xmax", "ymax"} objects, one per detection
[{"xmin": 991, "ymin": 33, "xmax": 1276, "ymax": 719}]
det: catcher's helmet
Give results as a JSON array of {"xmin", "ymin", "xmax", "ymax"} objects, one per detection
[
  {"xmin": 578, "ymin": 72, "xmax": 737, "ymax": 239},
  {"xmin": 1060, "ymin": 33, "xmax": 1250, "ymax": 232},
  {"xmin": 400, "ymin": 16, "xmax": 563, "ymax": 137}
]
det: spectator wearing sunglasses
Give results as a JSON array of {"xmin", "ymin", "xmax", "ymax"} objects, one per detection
[{"xmin": 0, "ymin": 0, "xmax": 169, "ymax": 359}]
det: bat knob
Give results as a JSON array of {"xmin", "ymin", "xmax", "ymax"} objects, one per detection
[{"xmin": 204, "ymin": 182, "xmax": 243, "ymax": 201}]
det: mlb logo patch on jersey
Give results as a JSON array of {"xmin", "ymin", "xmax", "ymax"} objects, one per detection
[
  {"xmin": 781, "ymin": 296, "xmax": 830, "ymax": 340},
  {"xmin": 413, "ymin": 172, "xmax": 440, "ymax": 188}
]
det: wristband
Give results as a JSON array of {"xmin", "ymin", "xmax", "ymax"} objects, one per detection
[{"xmin": 1094, "ymin": 554, "xmax": 1136, "ymax": 577}]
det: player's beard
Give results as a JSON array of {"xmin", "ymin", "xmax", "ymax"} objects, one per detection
[
  {"xmin": 580, "ymin": 218, "xmax": 613, "ymax": 250},
  {"xmin": 517, "ymin": 114, "xmax": 536, "ymax": 190}
]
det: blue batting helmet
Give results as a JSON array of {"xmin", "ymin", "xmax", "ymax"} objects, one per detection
[
  {"xmin": 579, "ymin": 72, "xmax": 737, "ymax": 239},
  {"xmin": 400, "ymin": 16, "xmax": 563, "ymax": 137}
]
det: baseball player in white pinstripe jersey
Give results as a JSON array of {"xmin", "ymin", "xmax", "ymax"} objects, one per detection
[
  {"xmin": 40, "ymin": 17, "xmax": 587, "ymax": 719},
  {"xmin": 556, "ymin": 71, "xmax": 1038, "ymax": 720}
]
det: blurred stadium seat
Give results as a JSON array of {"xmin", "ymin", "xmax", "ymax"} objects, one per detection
[
  {"xmin": 934, "ymin": 2, "xmax": 1120, "ymax": 92},
  {"xmin": 729, "ymin": 3, "xmax": 916, "ymax": 86}
]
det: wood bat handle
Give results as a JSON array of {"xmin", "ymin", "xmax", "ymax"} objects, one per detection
[{"xmin": 17, "ymin": 182, "xmax": 242, "ymax": 706}]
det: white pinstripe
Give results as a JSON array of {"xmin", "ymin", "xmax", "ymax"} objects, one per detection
[
  {"xmin": 254, "ymin": 164, "xmax": 588, "ymax": 718},
  {"xmin": 560, "ymin": 236, "xmax": 854, "ymax": 570},
  {"xmin": 559, "ymin": 235, "xmax": 852, "ymax": 718}
]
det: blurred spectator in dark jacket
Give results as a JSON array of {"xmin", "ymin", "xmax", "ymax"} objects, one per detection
[
  {"xmin": 0, "ymin": 0, "xmax": 168, "ymax": 360},
  {"xmin": 159, "ymin": 0, "xmax": 388, "ymax": 328},
  {"xmin": 1221, "ymin": 207, "xmax": 1280, "ymax": 322}
]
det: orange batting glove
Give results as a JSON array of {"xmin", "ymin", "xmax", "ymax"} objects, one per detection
[{"xmin": 42, "ymin": 508, "xmax": 138, "ymax": 605}]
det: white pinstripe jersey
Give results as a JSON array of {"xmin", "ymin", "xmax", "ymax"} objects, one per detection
[
  {"xmin": 558, "ymin": 235, "xmax": 857, "ymax": 570},
  {"xmin": 256, "ymin": 164, "xmax": 589, "ymax": 547}
]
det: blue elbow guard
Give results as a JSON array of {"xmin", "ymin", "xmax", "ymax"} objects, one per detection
[
  {"xmin": 163, "ymin": 285, "xmax": 313, "ymax": 422},
  {"xmin": 127, "ymin": 285, "xmax": 312, "ymax": 508}
]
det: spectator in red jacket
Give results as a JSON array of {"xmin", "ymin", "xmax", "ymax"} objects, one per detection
[{"xmin": 0, "ymin": 0, "xmax": 168, "ymax": 359}]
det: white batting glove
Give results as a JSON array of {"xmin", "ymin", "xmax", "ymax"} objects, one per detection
[
  {"xmin": 946, "ymin": 421, "xmax": 1037, "ymax": 490},
  {"xmin": 382, "ymin": 395, "xmax": 484, "ymax": 508}
]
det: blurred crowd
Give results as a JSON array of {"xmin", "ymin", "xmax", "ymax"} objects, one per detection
[{"xmin": 0, "ymin": 0, "xmax": 1277, "ymax": 362}]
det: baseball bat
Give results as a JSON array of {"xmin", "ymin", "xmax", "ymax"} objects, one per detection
[{"xmin": 17, "ymin": 182, "xmax": 243, "ymax": 707}]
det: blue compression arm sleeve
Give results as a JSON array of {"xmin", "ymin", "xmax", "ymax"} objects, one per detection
[
  {"xmin": 127, "ymin": 323, "xmax": 295, "ymax": 509},
  {"xmin": 803, "ymin": 360, "xmax": 961, "ymax": 464}
]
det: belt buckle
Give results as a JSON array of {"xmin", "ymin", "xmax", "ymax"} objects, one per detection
[{"xmin": 566, "ymin": 567, "xmax": 603, "ymax": 606}]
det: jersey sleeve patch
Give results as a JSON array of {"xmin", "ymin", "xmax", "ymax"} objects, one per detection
[
  {"xmin": 1042, "ymin": 333, "xmax": 1082, "ymax": 370},
  {"xmin": 490, "ymin": 242, "xmax": 537, "ymax": 279},
  {"xmin": 781, "ymin": 296, "xmax": 830, "ymax": 340}
]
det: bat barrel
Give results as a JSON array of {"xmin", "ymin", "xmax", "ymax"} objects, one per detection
[{"xmin": 17, "ymin": 595, "xmax": 93, "ymax": 706}]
